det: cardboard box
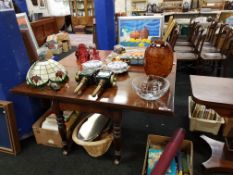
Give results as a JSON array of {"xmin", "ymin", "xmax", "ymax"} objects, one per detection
[
  {"xmin": 141, "ymin": 134, "xmax": 193, "ymax": 175},
  {"xmin": 32, "ymin": 110, "xmax": 79, "ymax": 148}
]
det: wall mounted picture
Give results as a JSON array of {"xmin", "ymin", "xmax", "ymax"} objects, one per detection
[
  {"xmin": 38, "ymin": 0, "xmax": 46, "ymax": 9},
  {"xmin": 226, "ymin": 16, "xmax": 233, "ymax": 27},
  {"xmin": 182, "ymin": 0, "xmax": 192, "ymax": 11},
  {"xmin": 31, "ymin": 0, "xmax": 38, "ymax": 6},
  {"xmin": 16, "ymin": 12, "xmax": 39, "ymax": 50},
  {"xmin": 118, "ymin": 16, "xmax": 163, "ymax": 47},
  {"xmin": 0, "ymin": 0, "xmax": 13, "ymax": 11},
  {"xmin": 0, "ymin": 101, "xmax": 21, "ymax": 155}
]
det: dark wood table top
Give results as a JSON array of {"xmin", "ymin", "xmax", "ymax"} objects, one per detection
[
  {"xmin": 190, "ymin": 75, "xmax": 233, "ymax": 173},
  {"xmin": 11, "ymin": 50, "xmax": 177, "ymax": 115},
  {"xmin": 190, "ymin": 75, "xmax": 233, "ymax": 110}
]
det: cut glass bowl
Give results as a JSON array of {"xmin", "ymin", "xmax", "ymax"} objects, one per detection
[{"xmin": 132, "ymin": 75, "xmax": 170, "ymax": 101}]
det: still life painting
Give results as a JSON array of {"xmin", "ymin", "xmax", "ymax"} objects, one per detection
[
  {"xmin": 16, "ymin": 13, "xmax": 39, "ymax": 50},
  {"xmin": 118, "ymin": 16, "xmax": 163, "ymax": 47}
]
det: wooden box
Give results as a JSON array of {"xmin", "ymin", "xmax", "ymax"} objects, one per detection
[
  {"xmin": 32, "ymin": 110, "xmax": 78, "ymax": 148},
  {"xmin": 141, "ymin": 134, "xmax": 193, "ymax": 175}
]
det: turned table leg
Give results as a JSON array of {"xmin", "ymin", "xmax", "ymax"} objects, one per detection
[
  {"xmin": 52, "ymin": 100, "xmax": 69, "ymax": 155},
  {"xmin": 111, "ymin": 111, "xmax": 122, "ymax": 165}
]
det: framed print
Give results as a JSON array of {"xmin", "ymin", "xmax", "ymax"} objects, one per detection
[
  {"xmin": 16, "ymin": 12, "xmax": 39, "ymax": 50},
  {"xmin": 0, "ymin": 0, "xmax": 13, "ymax": 11},
  {"xmin": 31, "ymin": 0, "xmax": 38, "ymax": 6},
  {"xmin": 38, "ymin": 0, "xmax": 46, "ymax": 9},
  {"xmin": 226, "ymin": 16, "xmax": 233, "ymax": 27},
  {"xmin": 118, "ymin": 16, "xmax": 164, "ymax": 47},
  {"xmin": 0, "ymin": 101, "xmax": 21, "ymax": 155}
]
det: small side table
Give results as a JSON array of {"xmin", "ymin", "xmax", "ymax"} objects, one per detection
[
  {"xmin": 200, "ymin": 135, "xmax": 233, "ymax": 173},
  {"xmin": 190, "ymin": 75, "xmax": 233, "ymax": 173}
]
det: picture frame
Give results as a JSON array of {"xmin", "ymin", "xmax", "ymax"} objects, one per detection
[
  {"xmin": 118, "ymin": 16, "xmax": 164, "ymax": 47},
  {"xmin": 0, "ymin": 0, "xmax": 13, "ymax": 11},
  {"xmin": 0, "ymin": 101, "xmax": 21, "ymax": 155},
  {"xmin": 31, "ymin": 0, "xmax": 38, "ymax": 6},
  {"xmin": 16, "ymin": 13, "xmax": 39, "ymax": 50},
  {"xmin": 38, "ymin": 0, "xmax": 46, "ymax": 9}
]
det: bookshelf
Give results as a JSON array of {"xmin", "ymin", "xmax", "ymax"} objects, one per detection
[
  {"xmin": 69, "ymin": 0, "xmax": 94, "ymax": 27},
  {"xmin": 131, "ymin": 0, "xmax": 147, "ymax": 12}
]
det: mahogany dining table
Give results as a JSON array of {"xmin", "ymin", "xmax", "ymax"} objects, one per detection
[
  {"xmin": 11, "ymin": 50, "xmax": 177, "ymax": 164},
  {"xmin": 190, "ymin": 75, "xmax": 233, "ymax": 173}
]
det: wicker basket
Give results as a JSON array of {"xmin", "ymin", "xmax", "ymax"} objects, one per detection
[{"xmin": 72, "ymin": 115, "xmax": 113, "ymax": 157}]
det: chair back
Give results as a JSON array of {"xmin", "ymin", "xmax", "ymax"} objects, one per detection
[
  {"xmin": 198, "ymin": 25, "xmax": 233, "ymax": 56},
  {"xmin": 227, "ymin": 38, "xmax": 233, "ymax": 57},
  {"xmin": 220, "ymin": 26, "xmax": 233, "ymax": 55},
  {"xmin": 205, "ymin": 20, "xmax": 218, "ymax": 42},
  {"xmin": 169, "ymin": 28, "xmax": 179, "ymax": 51},
  {"xmin": 193, "ymin": 27, "xmax": 206, "ymax": 56},
  {"xmin": 192, "ymin": 25, "xmax": 204, "ymax": 48},
  {"xmin": 187, "ymin": 21, "xmax": 199, "ymax": 42},
  {"xmin": 189, "ymin": 24, "xmax": 201, "ymax": 45},
  {"xmin": 213, "ymin": 23, "xmax": 229, "ymax": 48},
  {"xmin": 162, "ymin": 19, "xmax": 176, "ymax": 42}
]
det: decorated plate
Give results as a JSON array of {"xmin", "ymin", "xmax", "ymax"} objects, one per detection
[
  {"xmin": 82, "ymin": 60, "xmax": 103, "ymax": 71},
  {"xmin": 107, "ymin": 61, "xmax": 129, "ymax": 74}
]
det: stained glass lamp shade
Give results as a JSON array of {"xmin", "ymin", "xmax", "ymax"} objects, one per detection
[{"xmin": 26, "ymin": 59, "xmax": 68, "ymax": 87}]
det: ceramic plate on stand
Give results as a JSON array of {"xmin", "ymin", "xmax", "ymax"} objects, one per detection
[
  {"xmin": 107, "ymin": 61, "xmax": 129, "ymax": 74},
  {"xmin": 82, "ymin": 60, "xmax": 103, "ymax": 71}
]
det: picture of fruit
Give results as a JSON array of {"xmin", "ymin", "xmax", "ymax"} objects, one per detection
[
  {"xmin": 138, "ymin": 42, "xmax": 145, "ymax": 47},
  {"xmin": 140, "ymin": 27, "xmax": 149, "ymax": 39},
  {"xmin": 130, "ymin": 31, "xmax": 140, "ymax": 39}
]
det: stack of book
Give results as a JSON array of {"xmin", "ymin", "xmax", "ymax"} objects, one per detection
[
  {"xmin": 41, "ymin": 111, "xmax": 79, "ymax": 131},
  {"xmin": 190, "ymin": 98, "xmax": 221, "ymax": 121},
  {"xmin": 147, "ymin": 146, "xmax": 191, "ymax": 175}
]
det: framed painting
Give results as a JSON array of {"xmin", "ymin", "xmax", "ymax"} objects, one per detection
[
  {"xmin": 38, "ymin": 0, "xmax": 46, "ymax": 9},
  {"xmin": 0, "ymin": 0, "xmax": 13, "ymax": 11},
  {"xmin": 31, "ymin": 0, "xmax": 38, "ymax": 6},
  {"xmin": 0, "ymin": 101, "xmax": 21, "ymax": 155},
  {"xmin": 226, "ymin": 16, "xmax": 233, "ymax": 27},
  {"xmin": 16, "ymin": 12, "xmax": 39, "ymax": 50},
  {"xmin": 118, "ymin": 16, "xmax": 164, "ymax": 47}
]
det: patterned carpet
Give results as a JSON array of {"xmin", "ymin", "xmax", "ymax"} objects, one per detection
[{"xmin": 69, "ymin": 34, "xmax": 93, "ymax": 47}]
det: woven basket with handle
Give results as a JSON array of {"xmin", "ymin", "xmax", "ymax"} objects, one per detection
[{"xmin": 72, "ymin": 115, "xmax": 113, "ymax": 157}]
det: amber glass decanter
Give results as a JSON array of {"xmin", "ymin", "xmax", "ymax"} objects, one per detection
[{"xmin": 144, "ymin": 40, "xmax": 173, "ymax": 77}]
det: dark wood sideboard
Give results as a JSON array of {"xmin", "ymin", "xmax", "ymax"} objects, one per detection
[{"xmin": 31, "ymin": 17, "xmax": 59, "ymax": 47}]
